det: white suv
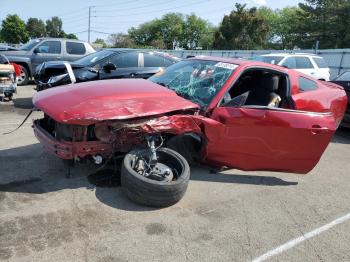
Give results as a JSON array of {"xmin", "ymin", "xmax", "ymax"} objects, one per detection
[{"xmin": 254, "ymin": 53, "xmax": 330, "ymax": 81}]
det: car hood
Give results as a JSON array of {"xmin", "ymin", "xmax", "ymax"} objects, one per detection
[
  {"xmin": 33, "ymin": 79, "xmax": 199, "ymax": 125},
  {"xmin": 0, "ymin": 50, "xmax": 28, "ymax": 56}
]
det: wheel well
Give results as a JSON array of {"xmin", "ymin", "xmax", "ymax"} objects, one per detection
[
  {"xmin": 164, "ymin": 132, "xmax": 203, "ymax": 157},
  {"xmin": 15, "ymin": 62, "xmax": 31, "ymax": 77}
]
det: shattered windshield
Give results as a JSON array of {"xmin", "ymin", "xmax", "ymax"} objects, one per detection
[{"xmin": 149, "ymin": 60, "xmax": 237, "ymax": 107}]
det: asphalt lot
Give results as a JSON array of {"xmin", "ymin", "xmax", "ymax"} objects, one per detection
[{"xmin": 0, "ymin": 86, "xmax": 350, "ymax": 262}]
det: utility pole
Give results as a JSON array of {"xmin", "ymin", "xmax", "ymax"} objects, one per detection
[
  {"xmin": 88, "ymin": 6, "xmax": 95, "ymax": 43},
  {"xmin": 88, "ymin": 6, "xmax": 91, "ymax": 43}
]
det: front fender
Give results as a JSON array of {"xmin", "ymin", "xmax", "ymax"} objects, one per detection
[{"xmin": 6, "ymin": 56, "xmax": 32, "ymax": 75}]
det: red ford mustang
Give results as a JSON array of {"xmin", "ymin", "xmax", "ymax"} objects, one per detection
[{"xmin": 32, "ymin": 57, "xmax": 347, "ymax": 207}]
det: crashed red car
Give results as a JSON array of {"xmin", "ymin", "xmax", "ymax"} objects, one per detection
[{"xmin": 32, "ymin": 57, "xmax": 347, "ymax": 207}]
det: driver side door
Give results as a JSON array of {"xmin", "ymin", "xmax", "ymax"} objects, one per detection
[{"xmin": 205, "ymin": 68, "xmax": 336, "ymax": 174}]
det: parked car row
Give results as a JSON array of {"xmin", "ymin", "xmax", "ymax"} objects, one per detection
[{"xmin": 34, "ymin": 49, "xmax": 180, "ymax": 91}]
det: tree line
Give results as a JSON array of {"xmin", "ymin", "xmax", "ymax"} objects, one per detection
[
  {"xmin": 0, "ymin": 15, "xmax": 77, "ymax": 44},
  {"xmin": 2, "ymin": 0, "xmax": 350, "ymax": 50},
  {"xmin": 106, "ymin": 0, "xmax": 350, "ymax": 50}
]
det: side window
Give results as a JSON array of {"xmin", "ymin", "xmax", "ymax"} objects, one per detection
[
  {"xmin": 37, "ymin": 41, "xmax": 61, "ymax": 54},
  {"xmin": 299, "ymin": 77, "xmax": 318, "ymax": 91},
  {"xmin": 144, "ymin": 53, "xmax": 171, "ymax": 67},
  {"xmin": 282, "ymin": 57, "xmax": 296, "ymax": 69},
  {"xmin": 295, "ymin": 57, "xmax": 314, "ymax": 69},
  {"xmin": 110, "ymin": 52, "xmax": 138, "ymax": 68},
  {"xmin": 66, "ymin": 42, "xmax": 86, "ymax": 55}
]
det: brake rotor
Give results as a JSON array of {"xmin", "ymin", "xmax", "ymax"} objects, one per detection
[{"xmin": 149, "ymin": 163, "xmax": 174, "ymax": 182}]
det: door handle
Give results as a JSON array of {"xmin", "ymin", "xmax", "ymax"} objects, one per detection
[
  {"xmin": 311, "ymin": 125, "xmax": 329, "ymax": 134},
  {"xmin": 56, "ymin": 57, "xmax": 62, "ymax": 59}
]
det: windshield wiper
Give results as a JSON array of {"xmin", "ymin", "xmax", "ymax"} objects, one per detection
[{"xmin": 155, "ymin": 82, "xmax": 170, "ymax": 88}]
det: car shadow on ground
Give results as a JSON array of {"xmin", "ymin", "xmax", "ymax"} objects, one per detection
[
  {"xmin": 0, "ymin": 143, "xmax": 298, "ymax": 211},
  {"xmin": 332, "ymin": 127, "xmax": 350, "ymax": 144},
  {"xmin": 13, "ymin": 97, "xmax": 33, "ymax": 109}
]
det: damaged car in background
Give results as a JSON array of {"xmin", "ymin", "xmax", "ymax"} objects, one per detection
[
  {"xmin": 35, "ymin": 49, "xmax": 180, "ymax": 91},
  {"xmin": 330, "ymin": 71, "xmax": 350, "ymax": 128},
  {"xmin": 32, "ymin": 57, "xmax": 347, "ymax": 207}
]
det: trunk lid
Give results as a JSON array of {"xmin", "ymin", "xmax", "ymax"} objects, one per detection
[{"xmin": 33, "ymin": 79, "xmax": 199, "ymax": 125}]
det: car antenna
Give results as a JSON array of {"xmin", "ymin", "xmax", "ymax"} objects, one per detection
[{"xmin": 2, "ymin": 108, "xmax": 35, "ymax": 135}]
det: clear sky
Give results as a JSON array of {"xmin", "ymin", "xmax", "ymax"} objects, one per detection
[{"xmin": 0, "ymin": 0, "xmax": 300, "ymax": 42}]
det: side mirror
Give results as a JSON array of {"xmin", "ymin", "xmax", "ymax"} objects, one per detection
[
  {"xmin": 281, "ymin": 64, "xmax": 289, "ymax": 69},
  {"xmin": 103, "ymin": 63, "xmax": 117, "ymax": 72},
  {"xmin": 33, "ymin": 48, "xmax": 39, "ymax": 54}
]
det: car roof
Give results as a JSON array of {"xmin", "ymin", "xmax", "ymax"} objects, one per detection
[
  {"xmin": 262, "ymin": 53, "xmax": 323, "ymax": 58},
  {"xmin": 101, "ymin": 48, "xmax": 180, "ymax": 60},
  {"xmin": 33, "ymin": 38, "xmax": 88, "ymax": 43},
  {"xmin": 188, "ymin": 55, "xmax": 251, "ymax": 65},
  {"xmin": 187, "ymin": 55, "xmax": 299, "ymax": 74}
]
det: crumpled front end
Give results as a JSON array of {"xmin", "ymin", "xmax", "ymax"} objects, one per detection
[{"xmin": 33, "ymin": 112, "xmax": 204, "ymax": 161}]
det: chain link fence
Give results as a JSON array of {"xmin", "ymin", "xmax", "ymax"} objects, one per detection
[{"xmin": 165, "ymin": 49, "xmax": 350, "ymax": 79}]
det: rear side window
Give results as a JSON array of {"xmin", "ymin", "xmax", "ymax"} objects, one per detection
[
  {"xmin": 144, "ymin": 53, "xmax": 173, "ymax": 67},
  {"xmin": 66, "ymin": 42, "xmax": 86, "ymax": 55},
  {"xmin": 295, "ymin": 57, "xmax": 314, "ymax": 69},
  {"xmin": 282, "ymin": 57, "xmax": 296, "ymax": 69},
  {"xmin": 37, "ymin": 41, "xmax": 61, "ymax": 54},
  {"xmin": 313, "ymin": 57, "xmax": 328, "ymax": 68},
  {"xmin": 299, "ymin": 77, "xmax": 318, "ymax": 91},
  {"xmin": 110, "ymin": 52, "xmax": 138, "ymax": 67}
]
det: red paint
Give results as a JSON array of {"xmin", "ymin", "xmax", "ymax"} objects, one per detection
[
  {"xmin": 33, "ymin": 79, "xmax": 199, "ymax": 125},
  {"xmin": 33, "ymin": 57, "xmax": 348, "ymax": 174}
]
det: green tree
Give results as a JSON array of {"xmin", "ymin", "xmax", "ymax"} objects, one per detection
[
  {"xmin": 298, "ymin": 0, "xmax": 350, "ymax": 48},
  {"xmin": 64, "ymin": 33, "xmax": 78, "ymax": 39},
  {"xmin": 93, "ymin": 38, "xmax": 107, "ymax": 47},
  {"xmin": 0, "ymin": 14, "xmax": 29, "ymax": 43},
  {"xmin": 107, "ymin": 33, "xmax": 135, "ymax": 48},
  {"xmin": 46, "ymin": 16, "xmax": 65, "ymax": 38},
  {"xmin": 213, "ymin": 3, "xmax": 270, "ymax": 50},
  {"xmin": 182, "ymin": 14, "xmax": 212, "ymax": 49},
  {"xmin": 128, "ymin": 12, "xmax": 213, "ymax": 49},
  {"xmin": 26, "ymin": 18, "xmax": 46, "ymax": 38}
]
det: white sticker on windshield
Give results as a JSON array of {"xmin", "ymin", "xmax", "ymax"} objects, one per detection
[{"xmin": 214, "ymin": 62, "xmax": 238, "ymax": 70}]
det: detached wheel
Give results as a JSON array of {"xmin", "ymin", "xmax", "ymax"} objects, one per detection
[
  {"xmin": 121, "ymin": 147, "xmax": 190, "ymax": 207},
  {"xmin": 17, "ymin": 66, "xmax": 29, "ymax": 85}
]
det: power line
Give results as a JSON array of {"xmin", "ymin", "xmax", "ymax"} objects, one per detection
[
  {"xmin": 96, "ymin": 0, "xmax": 176, "ymax": 13},
  {"xmin": 94, "ymin": 0, "xmax": 211, "ymax": 18},
  {"xmin": 94, "ymin": 0, "xmax": 142, "ymax": 9}
]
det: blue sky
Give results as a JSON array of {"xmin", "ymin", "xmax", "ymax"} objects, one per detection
[{"xmin": 0, "ymin": 0, "xmax": 300, "ymax": 42}]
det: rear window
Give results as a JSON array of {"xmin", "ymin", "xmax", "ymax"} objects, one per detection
[
  {"xmin": 253, "ymin": 56, "xmax": 284, "ymax": 65},
  {"xmin": 295, "ymin": 57, "xmax": 314, "ymax": 69},
  {"xmin": 66, "ymin": 42, "xmax": 86, "ymax": 55},
  {"xmin": 144, "ymin": 53, "xmax": 173, "ymax": 67},
  {"xmin": 299, "ymin": 77, "xmax": 318, "ymax": 91},
  {"xmin": 313, "ymin": 57, "xmax": 328, "ymax": 68}
]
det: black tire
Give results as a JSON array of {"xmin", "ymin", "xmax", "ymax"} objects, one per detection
[
  {"xmin": 121, "ymin": 147, "xmax": 190, "ymax": 207},
  {"xmin": 4, "ymin": 93, "xmax": 13, "ymax": 100},
  {"xmin": 17, "ymin": 66, "xmax": 29, "ymax": 86},
  {"xmin": 167, "ymin": 134, "xmax": 199, "ymax": 165}
]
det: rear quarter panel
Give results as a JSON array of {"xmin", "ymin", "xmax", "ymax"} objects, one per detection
[{"xmin": 291, "ymin": 72, "xmax": 347, "ymax": 127}]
